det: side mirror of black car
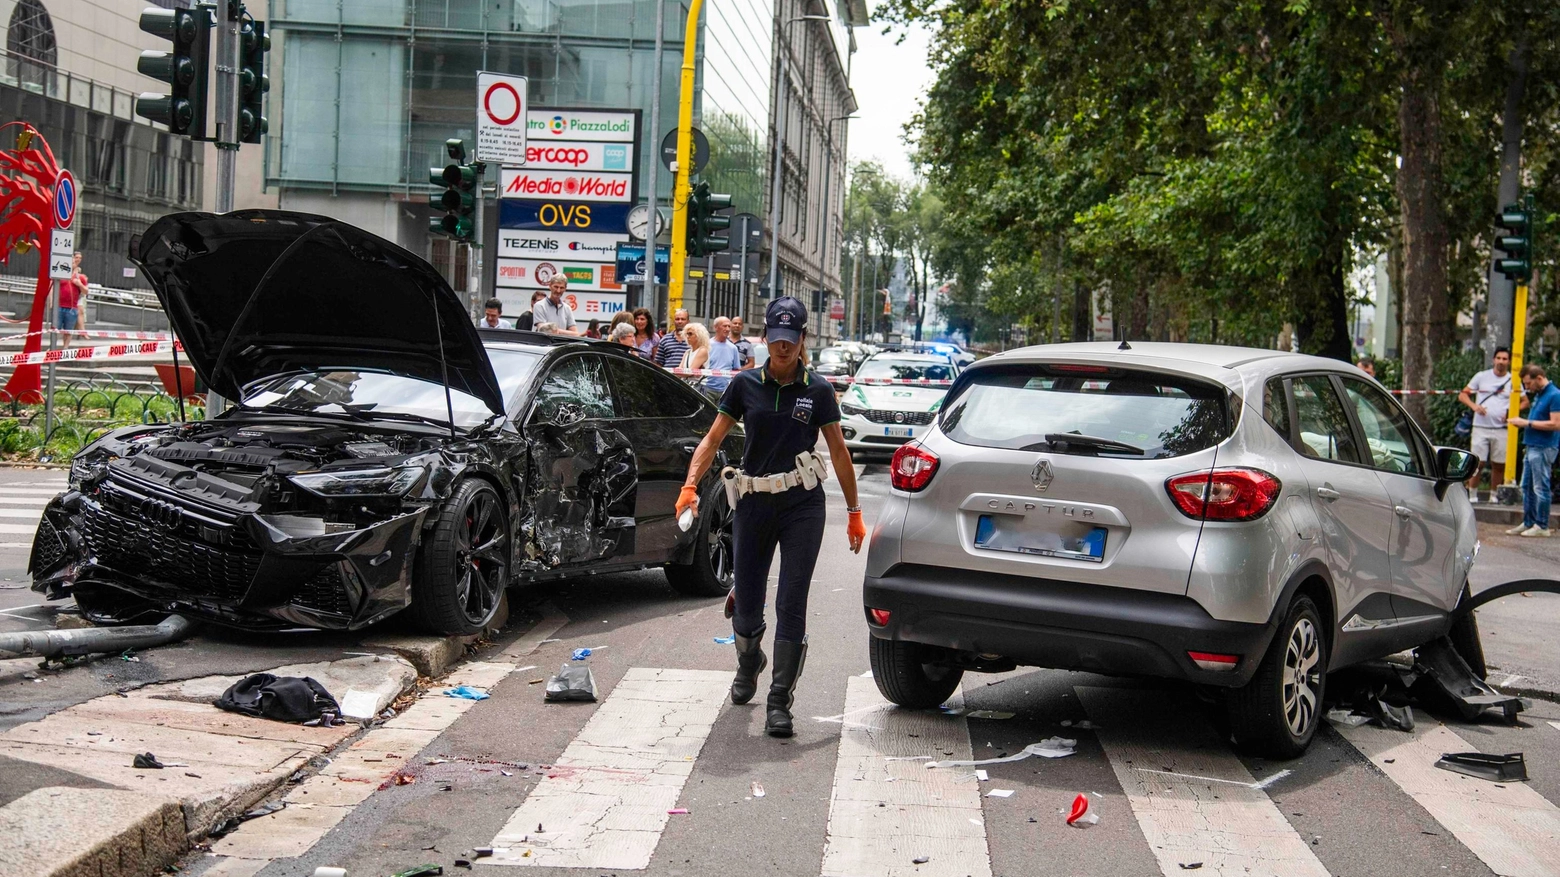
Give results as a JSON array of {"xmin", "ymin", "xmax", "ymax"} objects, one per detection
[{"xmin": 1436, "ymin": 446, "xmax": 1477, "ymax": 483}]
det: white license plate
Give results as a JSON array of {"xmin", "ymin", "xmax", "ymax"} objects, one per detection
[{"xmin": 885, "ymin": 426, "xmax": 913, "ymax": 437}]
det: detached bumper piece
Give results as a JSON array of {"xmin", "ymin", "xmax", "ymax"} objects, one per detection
[
  {"xmin": 31, "ymin": 471, "xmax": 428, "ymax": 630},
  {"xmin": 1435, "ymin": 752, "xmax": 1528, "ymax": 783},
  {"xmin": 1411, "ymin": 637, "xmax": 1524, "ymax": 724}
]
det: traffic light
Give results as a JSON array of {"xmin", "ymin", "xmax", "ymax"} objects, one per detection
[
  {"xmin": 238, "ymin": 18, "xmax": 269, "ymax": 144},
  {"xmin": 429, "ymin": 139, "xmax": 479, "ymax": 242},
  {"xmin": 686, "ymin": 181, "xmax": 733, "ymax": 257},
  {"xmin": 134, "ymin": 6, "xmax": 212, "ymax": 137},
  {"xmin": 1495, "ymin": 196, "xmax": 1534, "ymax": 283}
]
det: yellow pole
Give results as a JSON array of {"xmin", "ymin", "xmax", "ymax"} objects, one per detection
[
  {"xmin": 666, "ymin": 0, "xmax": 705, "ymax": 315},
  {"xmin": 1502, "ymin": 280, "xmax": 1529, "ymax": 484}
]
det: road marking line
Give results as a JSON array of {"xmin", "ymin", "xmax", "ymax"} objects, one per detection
[
  {"xmin": 0, "ymin": 508, "xmax": 46, "ymax": 518},
  {"xmin": 1076, "ymin": 686, "xmax": 1329, "ymax": 877},
  {"xmin": 1132, "ymin": 767, "xmax": 1293, "ymax": 790},
  {"xmin": 504, "ymin": 601, "xmax": 569, "ymax": 658},
  {"xmin": 486, "ymin": 667, "xmax": 730, "ymax": 870},
  {"xmin": 0, "ymin": 494, "xmax": 56, "ymax": 503},
  {"xmin": 1334, "ymin": 720, "xmax": 1560, "ymax": 876},
  {"xmin": 0, "ymin": 523, "xmax": 38, "ymax": 534},
  {"xmin": 820, "ymin": 678, "xmax": 991, "ymax": 877}
]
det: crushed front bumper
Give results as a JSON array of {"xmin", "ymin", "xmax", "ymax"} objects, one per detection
[
  {"xmin": 863, "ymin": 563, "xmax": 1279, "ymax": 686},
  {"xmin": 30, "ymin": 486, "xmax": 429, "ymax": 630}
]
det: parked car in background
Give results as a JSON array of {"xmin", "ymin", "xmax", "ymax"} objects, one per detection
[
  {"xmin": 812, "ymin": 345, "xmax": 865, "ymax": 391},
  {"xmin": 29, "ymin": 211, "xmax": 741, "ymax": 636},
  {"xmin": 863, "ymin": 342, "xmax": 1479, "ymax": 758},
  {"xmin": 838, "ymin": 353, "xmax": 959, "ymax": 456}
]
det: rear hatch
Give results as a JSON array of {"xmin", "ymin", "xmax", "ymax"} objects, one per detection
[{"xmin": 899, "ymin": 361, "xmax": 1234, "ymax": 596}]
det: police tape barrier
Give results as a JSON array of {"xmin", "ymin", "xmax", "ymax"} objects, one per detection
[
  {"xmin": 0, "ymin": 328, "xmax": 174, "ymax": 342},
  {"xmin": 1, "ymin": 339, "xmax": 183, "ymax": 367},
  {"xmin": 667, "ymin": 367, "xmax": 1469, "ymax": 393}
]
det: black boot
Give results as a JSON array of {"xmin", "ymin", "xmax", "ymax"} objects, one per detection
[
  {"xmin": 765, "ymin": 638, "xmax": 808, "ymax": 738},
  {"xmin": 731, "ymin": 623, "xmax": 767, "ymax": 705}
]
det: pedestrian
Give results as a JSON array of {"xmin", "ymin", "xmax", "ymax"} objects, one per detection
[
  {"xmin": 514, "ymin": 290, "xmax": 546, "ymax": 331},
  {"xmin": 1459, "ymin": 346, "xmax": 1514, "ymax": 494},
  {"xmin": 731, "ymin": 316, "xmax": 755, "ymax": 368},
  {"xmin": 477, "ymin": 297, "xmax": 513, "ymax": 329},
  {"xmin": 59, "ymin": 252, "xmax": 88, "ymax": 343},
  {"xmin": 654, "ymin": 308, "xmax": 691, "ymax": 367},
  {"xmin": 533, "ymin": 276, "xmax": 581, "ymax": 335},
  {"xmin": 1509, "ymin": 363, "xmax": 1560, "ymax": 537},
  {"xmin": 610, "ymin": 321, "xmax": 642, "ymax": 355},
  {"xmin": 675, "ymin": 296, "xmax": 865, "ymax": 737},
  {"xmin": 633, "ymin": 307, "xmax": 658, "ymax": 357},
  {"xmin": 705, "ymin": 316, "xmax": 742, "ymax": 392},
  {"xmin": 609, "ymin": 311, "xmax": 635, "ymax": 337},
  {"xmin": 1357, "ymin": 356, "xmax": 1376, "ymax": 378},
  {"xmin": 680, "ymin": 322, "xmax": 711, "ymax": 371},
  {"xmin": 585, "ymin": 318, "xmax": 601, "ymax": 339}
]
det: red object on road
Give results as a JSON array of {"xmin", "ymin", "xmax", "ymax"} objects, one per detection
[{"xmin": 1066, "ymin": 793, "xmax": 1090, "ymax": 825}]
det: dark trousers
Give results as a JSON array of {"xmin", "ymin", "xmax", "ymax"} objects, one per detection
[{"xmin": 731, "ymin": 486, "xmax": 826, "ymax": 643}]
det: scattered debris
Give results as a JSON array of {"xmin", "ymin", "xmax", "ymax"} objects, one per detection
[
  {"xmin": 311, "ymin": 868, "xmax": 347, "ymax": 877},
  {"xmin": 965, "ymin": 710, "xmax": 1015, "ymax": 720},
  {"xmin": 1360, "ymin": 687, "xmax": 1415, "ymax": 731},
  {"xmin": 1179, "ymin": 863, "xmax": 1204, "ymax": 870},
  {"xmin": 712, "ymin": 635, "xmax": 736, "ymax": 645},
  {"xmin": 387, "ymin": 867, "xmax": 443, "ymax": 877},
  {"xmin": 927, "ymin": 737, "xmax": 1076, "ymax": 768},
  {"xmin": 1066, "ymin": 793, "xmax": 1099, "ymax": 827},
  {"xmin": 454, "ymin": 859, "xmax": 472, "ymax": 869},
  {"xmin": 751, "ymin": 781, "xmax": 765, "ymax": 798},
  {"xmin": 912, "ymin": 855, "xmax": 930, "ymax": 864},
  {"xmin": 132, "ymin": 752, "xmax": 164, "ymax": 769},
  {"xmin": 975, "ymin": 769, "xmax": 989, "ymax": 781},
  {"xmin": 473, "ymin": 847, "xmax": 494, "ymax": 858},
  {"xmin": 302, "ymin": 712, "xmax": 341, "ymax": 728},
  {"xmin": 1325, "ymin": 708, "xmax": 1370, "ymax": 728},
  {"xmin": 1434, "ymin": 752, "xmax": 1528, "ymax": 783},
  {"xmin": 668, "ymin": 808, "xmax": 689, "ymax": 815},
  {"xmin": 208, "ymin": 801, "xmax": 286, "ymax": 838},
  {"xmin": 394, "ymin": 773, "xmax": 417, "ymax": 786},
  {"xmin": 570, "ymin": 646, "xmax": 606, "ymax": 660},
  {"xmin": 986, "ymin": 789, "xmax": 1015, "ymax": 798},
  {"xmin": 545, "ymin": 663, "xmax": 597, "ymax": 702},
  {"xmin": 1413, "ymin": 638, "xmax": 1523, "ymax": 723},
  {"xmin": 339, "ymin": 688, "xmax": 382, "ymax": 719},
  {"xmin": 214, "ymin": 673, "xmax": 341, "ymax": 724},
  {"xmin": 442, "ymin": 685, "xmax": 490, "ymax": 701},
  {"xmin": 119, "ymin": 649, "xmax": 140, "ymax": 662}
]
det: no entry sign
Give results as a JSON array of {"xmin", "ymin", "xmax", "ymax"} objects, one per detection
[{"xmin": 477, "ymin": 72, "xmax": 529, "ymax": 166}]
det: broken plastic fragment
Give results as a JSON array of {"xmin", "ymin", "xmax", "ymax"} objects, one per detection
[
  {"xmin": 912, "ymin": 855, "xmax": 930, "ymax": 865},
  {"xmin": 1325, "ymin": 708, "xmax": 1370, "ymax": 728},
  {"xmin": 713, "ymin": 635, "xmax": 736, "ymax": 645},
  {"xmin": 545, "ymin": 663, "xmax": 598, "ymax": 702},
  {"xmin": 751, "ymin": 781, "xmax": 765, "ymax": 798},
  {"xmin": 975, "ymin": 769, "xmax": 989, "ymax": 781},
  {"xmin": 1179, "ymin": 863, "xmax": 1204, "ymax": 871},
  {"xmin": 986, "ymin": 789, "xmax": 1015, "ymax": 798},
  {"xmin": 1066, "ymin": 793, "xmax": 1099, "ymax": 827},
  {"xmin": 965, "ymin": 709, "xmax": 1015, "ymax": 720},
  {"xmin": 1434, "ymin": 751, "xmax": 1528, "ymax": 783},
  {"xmin": 927, "ymin": 737, "xmax": 1076, "ymax": 768},
  {"xmin": 443, "ymin": 685, "xmax": 490, "ymax": 701}
]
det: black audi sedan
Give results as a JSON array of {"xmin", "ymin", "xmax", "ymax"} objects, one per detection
[{"xmin": 27, "ymin": 210, "xmax": 741, "ymax": 635}]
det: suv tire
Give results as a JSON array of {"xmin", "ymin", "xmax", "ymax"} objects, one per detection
[
  {"xmin": 870, "ymin": 636, "xmax": 964, "ymax": 708},
  {"xmin": 1228, "ymin": 595, "xmax": 1326, "ymax": 759}
]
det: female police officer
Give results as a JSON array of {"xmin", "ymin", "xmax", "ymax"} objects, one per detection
[{"xmin": 676, "ymin": 296, "xmax": 865, "ymax": 737}]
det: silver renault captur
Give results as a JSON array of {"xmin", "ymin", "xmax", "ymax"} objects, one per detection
[{"xmin": 862, "ymin": 342, "xmax": 1480, "ymax": 757}]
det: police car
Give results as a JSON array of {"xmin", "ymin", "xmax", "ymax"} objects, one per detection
[{"xmin": 837, "ymin": 352, "xmax": 958, "ymax": 454}]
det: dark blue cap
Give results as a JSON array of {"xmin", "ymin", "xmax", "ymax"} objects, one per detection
[{"xmin": 765, "ymin": 296, "xmax": 808, "ymax": 344}]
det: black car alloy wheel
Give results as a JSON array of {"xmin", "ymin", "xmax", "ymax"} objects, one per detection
[
  {"xmin": 665, "ymin": 484, "xmax": 735, "ymax": 597},
  {"xmin": 412, "ymin": 480, "xmax": 509, "ymax": 634}
]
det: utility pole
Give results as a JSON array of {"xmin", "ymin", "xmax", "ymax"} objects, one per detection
[
  {"xmin": 206, "ymin": 0, "xmax": 241, "ymax": 416},
  {"xmin": 666, "ymin": 0, "xmax": 707, "ymax": 313}
]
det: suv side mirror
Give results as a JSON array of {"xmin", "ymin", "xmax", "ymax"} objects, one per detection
[{"xmin": 1436, "ymin": 446, "xmax": 1476, "ymax": 482}]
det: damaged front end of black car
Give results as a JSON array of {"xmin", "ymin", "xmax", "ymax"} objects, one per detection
[{"xmin": 28, "ymin": 210, "xmax": 517, "ymax": 634}]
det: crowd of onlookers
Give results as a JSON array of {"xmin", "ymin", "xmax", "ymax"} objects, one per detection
[{"xmin": 473, "ymin": 276, "xmax": 760, "ymax": 393}]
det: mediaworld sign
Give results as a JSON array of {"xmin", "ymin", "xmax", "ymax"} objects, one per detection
[
  {"xmin": 495, "ymin": 258, "xmax": 624, "ymax": 293},
  {"xmin": 499, "ymin": 200, "xmax": 634, "ymax": 235},
  {"xmin": 526, "ymin": 110, "xmax": 637, "ymax": 142},
  {"xmin": 523, "ymin": 142, "xmax": 632, "ymax": 172},
  {"xmin": 499, "ymin": 230, "xmax": 628, "ymax": 260},
  {"xmin": 500, "ymin": 168, "xmax": 633, "ymax": 203}
]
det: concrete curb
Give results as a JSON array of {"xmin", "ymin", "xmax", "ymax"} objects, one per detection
[{"xmin": 0, "ymin": 787, "xmax": 186, "ymax": 877}]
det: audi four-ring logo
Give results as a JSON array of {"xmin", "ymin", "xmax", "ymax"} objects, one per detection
[{"xmin": 139, "ymin": 498, "xmax": 184, "ymax": 528}]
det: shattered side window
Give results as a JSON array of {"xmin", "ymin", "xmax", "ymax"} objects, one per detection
[
  {"xmin": 606, "ymin": 357, "xmax": 705, "ymax": 418},
  {"xmin": 530, "ymin": 355, "xmax": 615, "ymax": 424}
]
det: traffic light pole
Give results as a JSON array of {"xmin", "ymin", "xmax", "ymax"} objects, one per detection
[
  {"xmin": 1501, "ymin": 279, "xmax": 1529, "ymax": 493},
  {"xmin": 666, "ymin": 0, "xmax": 705, "ymax": 315},
  {"xmin": 205, "ymin": 0, "xmax": 241, "ymax": 417}
]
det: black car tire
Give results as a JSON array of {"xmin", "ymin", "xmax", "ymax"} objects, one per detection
[
  {"xmin": 410, "ymin": 480, "xmax": 508, "ymax": 636},
  {"xmin": 870, "ymin": 636, "xmax": 964, "ymax": 709},
  {"xmin": 1448, "ymin": 585, "xmax": 1487, "ymax": 679},
  {"xmin": 664, "ymin": 482, "xmax": 735, "ymax": 598},
  {"xmin": 1228, "ymin": 595, "xmax": 1327, "ymax": 759}
]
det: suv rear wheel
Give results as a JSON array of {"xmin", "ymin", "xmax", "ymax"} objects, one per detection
[
  {"xmin": 870, "ymin": 637, "xmax": 964, "ymax": 708},
  {"xmin": 1228, "ymin": 595, "xmax": 1327, "ymax": 759}
]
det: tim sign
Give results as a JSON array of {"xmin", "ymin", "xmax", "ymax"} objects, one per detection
[{"xmin": 501, "ymin": 168, "xmax": 632, "ymax": 202}]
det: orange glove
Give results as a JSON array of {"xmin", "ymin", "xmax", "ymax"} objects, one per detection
[
  {"xmin": 847, "ymin": 508, "xmax": 866, "ymax": 553},
  {"xmin": 676, "ymin": 484, "xmax": 700, "ymax": 518}
]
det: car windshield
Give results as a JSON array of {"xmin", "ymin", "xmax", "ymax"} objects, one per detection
[
  {"xmin": 940, "ymin": 365, "xmax": 1231, "ymax": 458},
  {"xmin": 241, "ymin": 349, "xmax": 541, "ymax": 428},
  {"xmin": 817, "ymin": 348, "xmax": 847, "ymax": 364},
  {"xmin": 856, "ymin": 358, "xmax": 955, "ymax": 382}
]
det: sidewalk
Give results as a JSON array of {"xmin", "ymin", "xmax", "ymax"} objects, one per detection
[{"xmin": 1469, "ymin": 521, "xmax": 1560, "ymax": 703}]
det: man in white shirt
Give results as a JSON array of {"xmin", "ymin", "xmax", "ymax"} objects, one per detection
[
  {"xmin": 1460, "ymin": 346, "xmax": 1515, "ymax": 492},
  {"xmin": 532, "ymin": 275, "xmax": 581, "ymax": 335},
  {"xmin": 477, "ymin": 298, "xmax": 512, "ymax": 329}
]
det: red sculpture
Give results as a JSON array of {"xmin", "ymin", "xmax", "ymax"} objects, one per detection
[{"xmin": 0, "ymin": 122, "xmax": 63, "ymax": 404}]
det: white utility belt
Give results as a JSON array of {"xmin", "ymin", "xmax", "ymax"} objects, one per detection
[{"xmin": 721, "ymin": 451, "xmax": 828, "ymax": 506}]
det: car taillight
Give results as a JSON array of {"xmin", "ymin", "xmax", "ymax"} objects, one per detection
[
  {"xmin": 1165, "ymin": 468, "xmax": 1281, "ymax": 522},
  {"xmin": 890, "ymin": 443, "xmax": 940, "ymax": 492}
]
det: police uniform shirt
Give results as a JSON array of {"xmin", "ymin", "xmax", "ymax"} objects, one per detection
[{"xmin": 717, "ymin": 365, "xmax": 841, "ymax": 477}]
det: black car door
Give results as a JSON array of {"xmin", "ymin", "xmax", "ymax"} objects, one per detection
[
  {"xmin": 602, "ymin": 354, "xmax": 713, "ymax": 560},
  {"xmin": 519, "ymin": 353, "xmax": 639, "ymax": 567}
]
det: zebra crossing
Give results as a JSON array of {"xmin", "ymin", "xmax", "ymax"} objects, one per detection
[{"xmin": 0, "ymin": 477, "xmax": 63, "ymax": 547}]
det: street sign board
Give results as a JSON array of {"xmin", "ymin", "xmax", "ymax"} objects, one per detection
[
  {"xmin": 660, "ymin": 127, "xmax": 710, "ymax": 173},
  {"xmin": 498, "ymin": 230, "xmax": 626, "ymax": 260},
  {"xmin": 528, "ymin": 110, "xmax": 637, "ymax": 142},
  {"xmin": 53, "ymin": 170, "xmax": 76, "ymax": 229},
  {"xmin": 476, "ymin": 72, "xmax": 529, "ymax": 166},
  {"xmin": 495, "ymin": 258, "xmax": 625, "ymax": 292},
  {"xmin": 830, "ymin": 298, "xmax": 845, "ymax": 320},
  {"xmin": 499, "ymin": 200, "xmax": 635, "ymax": 234},
  {"xmin": 615, "ymin": 242, "xmax": 669, "ymax": 284},
  {"xmin": 500, "ymin": 168, "xmax": 634, "ymax": 202},
  {"xmin": 522, "ymin": 141, "xmax": 633, "ymax": 172},
  {"xmin": 48, "ymin": 229, "xmax": 74, "ymax": 279}
]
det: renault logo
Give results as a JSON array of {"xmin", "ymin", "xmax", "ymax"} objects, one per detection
[
  {"xmin": 139, "ymin": 498, "xmax": 184, "ymax": 528},
  {"xmin": 1031, "ymin": 459, "xmax": 1055, "ymax": 492}
]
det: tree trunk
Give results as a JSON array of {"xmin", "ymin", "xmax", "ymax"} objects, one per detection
[
  {"xmin": 1392, "ymin": 38, "xmax": 1452, "ymax": 427},
  {"xmin": 1072, "ymin": 282, "xmax": 1091, "ymax": 341},
  {"xmin": 1129, "ymin": 279, "xmax": 1151, "ymax": 340},
  {"xmin": 1295, "ymin": 238, "xmax": 1351, "ymax": 361}
]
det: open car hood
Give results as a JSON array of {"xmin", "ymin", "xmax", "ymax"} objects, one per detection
[{"xmin": 133, "ymin": 210, "xmax": 504, "ymax": 415}]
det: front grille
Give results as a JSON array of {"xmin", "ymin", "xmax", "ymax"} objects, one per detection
[
  {"xmin": 860, "ymin": 435, "xmax": 913, "ymax": 445},
  {"xmin": 292, "ymin": 565, "xmax": 354, "ymax": 618},
  {"xmin": 862, "ymin": 409, "xmax": 935, "ymax": 426},
  {"xmin": 80, "ymin": 499, "xmax": 259, "ymax": 602},
  {"xmin": 29, "ymin": 515, "xmax": 65, "ymax": 573}
]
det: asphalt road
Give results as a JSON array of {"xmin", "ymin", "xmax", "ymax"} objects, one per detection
[{"xmin": 5, "ymin": 465, "xmax": 1560, "ymax": 876}]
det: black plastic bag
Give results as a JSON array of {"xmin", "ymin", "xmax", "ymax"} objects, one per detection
[{"xmin": 214, "ymin": 673, "xmax": 340, "ymax": 723}]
